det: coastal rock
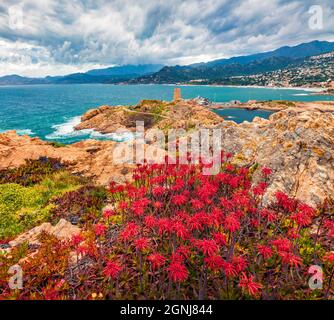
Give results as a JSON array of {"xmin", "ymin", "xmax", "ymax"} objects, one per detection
[
  {"xmin": 75, "ymin": 99, "xmax": 223, "ymax": 134},
  {"xmin": 216, "ymin": 108, "xmax": 334, "ymax": 206},
  {"xmin": 0, "ymin": 131, "xmax": 165, "ymax": 185},
  {"xmin": 232, "ymin": 100, "xmax": 334, "ymax": 112}
]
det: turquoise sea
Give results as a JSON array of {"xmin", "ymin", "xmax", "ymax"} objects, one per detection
[{"xmin": 0, "ymin": 84, "xmax": 333, "ymax": 144}]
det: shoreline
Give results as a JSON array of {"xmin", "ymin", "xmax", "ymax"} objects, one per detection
[
  {"xmin": 163, "ymin": 83, "xmax": 327, "ymax": 93},
  {"xmin": 0, "ymin": 82, "xmax": 329, "ymax": 93}
]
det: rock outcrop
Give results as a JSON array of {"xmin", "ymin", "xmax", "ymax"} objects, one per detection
[
  {"xmin": 0, "ymin": 130, "xmax": 167, "ymax": 185},
  {"xmin": 0, "ymin": 131, "xmax": 134, "ymax": 185},
  {"xmin": 8, "ymin": 219, "xmax": 81, "ymax": 248},
  {"xmin": 216, "ymin": 108, "xmax": 334, "ymax": 206},
  {"xmin": 227, "ymin": 100, "xmax": 334, "ymax": 112},
  {"xmin": 75, "ymin": 99, "xmax": 223, "ymax": 134}
]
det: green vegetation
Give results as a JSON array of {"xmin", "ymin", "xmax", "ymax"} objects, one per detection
[
  {"xmin": 0, "ymin": 158, "xmax": 86, "ymax": 239},
  {"xmin": 46, "ymin": 141, "xmax": 67, "ymax": 148},
  {"xmin": 0, "ymin": 157, "xmax": 66, "ymax": 186}
]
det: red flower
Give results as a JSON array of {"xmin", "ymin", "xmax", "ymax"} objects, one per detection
[
  {"xmin": 172, "ymin": 194, "xmax": 188, "ymax": 206},
  {"xmin": 225, "ymin": 164, "xmax": 235, "ymax": 172},
  {"xmin": 152, "ymin": 186, "xmax": 166, "ymax": 196},
  {"xmin": 176, "ymin": 245, "xmax": 192, "ymax": 259},
  {"xmin": 168, "ymin": 261, "xmax": 189, "ymax": 282},
  {"xmin": 103, "ymin": 208, "xmax": 115, "ymax": 219},
  {"xmin": 224, "ymin": 213, "xmax": 240, "ymax": 233},
  {"xmin": 71, "ymin": 234, "xmax": 84, "ymax": 247},
  {"xmin": 324, "ymin": 219, "xmax": 334, "ymax": 238},
  {"xmin": 290, "ymin": 212, "xmax": 311, "ymax": 227},
  {"xmin": 261, "ymin": 167, "xmax": 272, "ymax": 177},
  {"xmin": 132, "ymin": 198, "xmax": 150, "ymax": 216},
  {"xmin": 260, "ymin": 208, "xmax": 277, "ymax": 222},
  {"xmin": 271, "ymin": 238, "xmax": 292, "ymax": 252},
  {"xmin": 257, "ymin": 245, "xmax": 273, "ymax": 259},
  {"xmin": 94, "ymin": 223, "xmax": 107, "ymax": 237},
  {"xmin": 153, "ymin": 201, "xmax": 163, "ymax": 209},
  {"xmin": 119, "ymin": 201, "xmax": 129, "ymax": 210},
  {"xmin": 196, "ymin": 239, "xmax": 219, "ymax": 256},
  {"xmin": 188, "ymin": 214, "xmax": 205, "ymax": 231},
  {"xmin": 232, "ymin": 256, "xmax": 248, "ymax": 272},
  {"xmin": 323, "ymin": 252, "xmax": 334, "ymax": 264},
  {"xmin": 144, "ymin": 215, "xmax": 157, "ymax": 228},
  {"xmin": 190, "ymin": 198, "xmax": 204, "ymax": 210},
  {"xmin": 134, "ymin": 237, "xmax": 150, "ymax": 251},
  {"xmin": 172, "ymin": 221, "xmax": 190, "ymax": 240},
  {"xmin": 279, "ymin": 252, "xmax": 303, "ymax": 268},
  {"xmin": 103, "ymin": 261, "xmax": 123, "ymax": 279},
  {"xmin": 253, "ymin": 182, "xmax": 267, "ymax": 196},
  {"xmin": 148, "ymin": 253, "xmax": 166, "ymax": 270},
  {"xmin": 222, "ymin": 261, "xmax": 237, "ymax": 278},
  {"xmin": 205, "ymin": 254, "xmax": 224, "ymax": 271},
  {"xmin": 171, "ymin": 178, "xmax": 185, "ymax": 191},
  {"xmin": 212, "ymin": 232, "xmax": 227, "ymax": 246},
  {"xmin": 287, "ymin": 228, "xmax": 300, "ymax": 239},
  {"xmin": 238, "ymin": 273, "xmax": 262, "ymax": 297},
  {"xmin": 157, "ymin": 218, "xmax": 173, "ymax": 235},
  {"xmin": 119, "ymin": 222, "xmax": 139, "ymax": 241},
  {"xmin": 275, "ymin": 192, "xmax": 297, "ymax": 212}
]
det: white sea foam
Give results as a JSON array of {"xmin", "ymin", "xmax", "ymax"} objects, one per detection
[
  {"xmin": 46, "ymin": 116, "xmax": 136, "ymax": 142},
  {"xmin": 45, "ymin": 116, "xmax": 90, "ymax": 140},
  {"xmin": 292, "ymin": 93, "xmax": 309, "ymax": 96}
]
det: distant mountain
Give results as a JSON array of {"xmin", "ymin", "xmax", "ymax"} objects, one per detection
[
  {"xmin": 0, "ymin": 75, "xmax": 47, "ymax": 85},
  {"xmin": 132, "ymin": 40, "xmax": 334, "ymax": 84},
  {"xmin": 0, "ymin": 64, "xmax": 164, "ymax": 85},
  {"xmin": 1, "ymin": 41, "xmax": 334, "ymax": 86},
  {"xmin": 215, "ymin": 51, "xmax": 334, "ymax": 88},
  {"xmin": 196, "ymin": 40, "xmax": 334, "ymax": 67},
  {"xmin": 86, "ymin": 64, "xmax": 163, "ymax": 76}
]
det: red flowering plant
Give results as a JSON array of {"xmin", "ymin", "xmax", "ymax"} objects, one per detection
[{"xmin": 0, "ymin": 152, "xmax": 333, "ymax": 300}]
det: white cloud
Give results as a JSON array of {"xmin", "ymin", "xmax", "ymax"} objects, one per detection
[{"xmin": 0, "ymin": 0, "xmax": 333, "ymax": 76}]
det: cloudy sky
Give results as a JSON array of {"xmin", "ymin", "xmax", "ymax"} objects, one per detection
[{"xmin": 0, "ymin": 0, "xmax": 333, "ymax": 77}]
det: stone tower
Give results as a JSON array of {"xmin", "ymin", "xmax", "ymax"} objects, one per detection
[{"xmin": 173, "ymin": 88, "xmax": 181, "ymax": 102}]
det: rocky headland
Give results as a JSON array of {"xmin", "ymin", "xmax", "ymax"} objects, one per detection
[
  {"xmin": 75, "ymin": 99, "xmax": 223, "ymax": 134},
  {"xmin": 1, "ymin": 99, "xmax": 333, "ymax": 207}
]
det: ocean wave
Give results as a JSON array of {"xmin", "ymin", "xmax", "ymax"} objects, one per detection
[
  {"xmin": 292, "ymin": 93, "xmax": 309, "ymax": 96},
  {"xmin": 89, "ymin": 131, "xmax": 137, "ymax": 142},
  {"xmin": 45, "ymin": 116, "xmax": 136, "ymax": 142},
  {"xmin": 45, "ymin": 116, "xmax": 91, "ymax": 140}
]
